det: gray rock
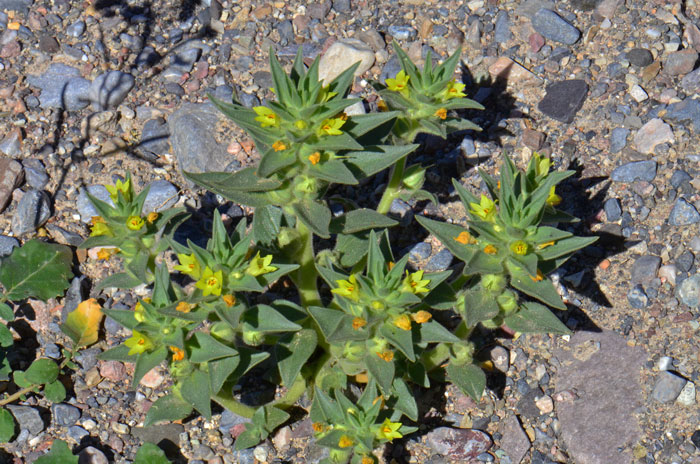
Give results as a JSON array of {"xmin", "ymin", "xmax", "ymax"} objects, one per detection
[
  {"xmin": 167, "ymin": 47, "xmax": 201, "ymax": 77},
  {"xmin": 6, "ymin": 405, "xmax": 44, "ymax": 435},
  {"xmin": 627, "ymin": 284, "xmax": 648, "ymax": 308},
  {"xmin": 388, "ymin": 25, "xmax": 416, "ymax": 41},
  {"xmin": 61, "ymin": 276, "xmax": 88, "ymax": 323},
  {"xmin": 670, "ymin": 170, "xmax": 692, "ymax": 189},
  {"xmin": 132, "ymin": 423, "xmax": 185, "ymax": 444},
  {"xmin": 51, "ymin": 404, "xmax": 81, "ymax": 427},
  {"xmin": 76, "ymin": 185, "xmax": 114, "ymax": 223},
  {"xmin": 555, "ymin": 331, "xmax": 645, "ymax": 464},
  {"xmin": 669, "ymin": 198, "xmax": 700, "ymax": 226},
  {"xmin": 66, "ymin": 20, "xmax": 85, "ymax": 38},
  {"xmin": 89, "ymin": 71, "xmax": 135, "ymax": 110},
  {"xmin": 11, "ymin": 190, "xmax": 51, "ymax": 236},
  {"xmin": 494, "ymin": 11, "xmax": 512, "ymax": 44},
  {"xmin": 389, "ymin": 198, "xmax": 412, "ymax": 218},
  {"xmin": 516, "ymin": 0, "xmax": 555, "ymax": 19},
  {"xmin": 0, "ymin": 235, "xmax": 19, "ymax": 257},
  {"xmin": 633, "ymin": 118, "xmax": 674, "ymax": 154},
  {"xmin": 500, "ymin": 415, "xmax": 530, "ymax": 464},
  {"xmin": 609, "ymin": 160, "xmax": 657, "ymax": 183},
  {"xmin": 0, "ymin": 129, "xmax": 21, "ymax": 157},
  {"xmin": 308, "ymin": 1, "xmax": 331, "ymax": 19},
  {"xmin": 609, "ymin": 127, "xmax": 629, "ymax": 153},
  {"xmin": 425, "ymin": 248, "xmax": 453, "ymax": 272},
  {"xmin": 664, "ymin": 50, "xmax": 699, "ymax": 76},
  {"xmin": 230, "ymin": 449, "xmax": 255, "ymax": 464},
  {"xmin": 681, "ymin": 67, "xmax": 700, "ymax": 93},
  {"xmin": 277, "ymin": 20, "xmax": 294, "ymax": 44},
  {"xmin": 603, "ymin": 198, "xmax": 621, "ymax": 222},
  {"xmin": 627, "ymin": 48, "xmax": 653, "ymax": 67},
  {"xmin": 409, "ymin": 242, "xmax": 432, "ymax": 261},
  {"xmin": 22, "ymin": 158, "xmax": 49, "ymax": 190},
  {"xmin": 0, "ymin": 157, "xmax": 22, "ymax": 213},
  {"xmin": 0, "ymin": 0, "xmax": 32, "ymax": 13},
  {"xmin": 68, "ymin": 425, "xmax": 89, "ymax": 441},
  {"xmin": 169, "ymin": 103, "xmax": 238, "ymax": 177},
  {"xmin": 665, "ymin": 98, "xmax": 700, "ymax": 132},
  {"xmin": 79, "ymin": 447, "xmax": 108, "ymax": 464},
  {"xmin": 138, "ymin": 118, "xmax": 170, "ymax": 158},
  {"xmin": 537, "ymin": 80, "xmax": 588, "ymax": 123},
  {"xmin": 318, "ymin": 39, "xmax": 375, "ymax": 84},
  {"xmin": 143, "ymin": 180, "xmax": 178, "ymax": 213},
  {"xmin": 219, "ymin": 409, "xmax": 251, "ymax": 434},
  {"xmin": 136, "ymin": 46, "xmax": 160, "ymax": 69},
  {"xmin": 26, "ymin": 63, "xmax": 91, "ymax": 111},
  {"xmin": 675, "ymin": 250, "xmax": 694, "ymax": 273},
  {"xmin": 631, "ymin": 255, "xmax": 661, "ymax": 284},
  {"xmin": 651, "ymin": 371, "xmax": 688, "ymax": 403},
  {"xmin": 532, "ymin": 9, "xmax": 580, "ymax": 45},
  {"xmin": 380, "ymin": 56, "xmax": 402, "ymax": 84},
  {"xmin": 425, "ymin": 427, "xmax": 492, "ymax": 459},
  {"xmin": 677, "ymin": 273, "xmax": 700, "ymax": 307},
  {"xmin": 332, "ymin": 0, "xmax": 351, "ymax": 13}
]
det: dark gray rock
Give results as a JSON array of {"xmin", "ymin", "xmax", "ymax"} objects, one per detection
[
  {"xmin": 381, "ymin": 56, "xmax": 402, "ymax": 84},
  {"xmin": 0, "ymin": 129, "xmax": 21, "ymax": 157},
  {"xmin": 0, "ymin": 157, "xmax": 23, "ymax": 213},
  {"xmin": 11, "ymin": 190, "xmax": 51, "ymax": 236},
  {"xmin": 66, "ymin": 20, "xmax": 85, "ymax": 38},
  {"xmin": 79, "ymin": 447, "xmax": 108, "ymax": 464},
  {"xmin": 671, "ymin": 170, "xmax": 692, "ymax": 189},
  {"xmin": 68, "ymin": 425, "xmax": 89, "ymax": 441},
  {"xmin": 22, "ymin": 158, "xmax": 49, "ymax": 190},
  {"xmin": 143, "ymin": 180, "xmax": 179, "ymax": 213},
  {"xmin": 500, "ymin": 415, "xmax": 530, "ymax": 464},
  {"xmin": 425, "ymin": 427, "xmax": 492, "ymax": 460},
  {"xmin": 692, "ymin": 430, "xmax": 700, "ymax": 448},
  {"xmin": 277, "ymin": 20, "xmax": 294, "ymax": 44},
  {"xmin": 664, "ymin": 50, "xmax": 699, "ymax": 76},
  {"xmin": 238, "ymin": 92, "xmax": 260, "ymax": 108},
  {"xmin": 76, "ymin": 185, "xmax": 114, "ymax": 223},
  {"xmin": 681, "ymin": 67, "xmax": 700, "ymax": 93},
  {"xmin": 532, "ymin": 9, "xmax": 580, "ymax": 45},
  {"xmin": 388, "ymin": 25, "xmax": 416, "ymax": 41},
  {"xmin": 51, "ymin": 404, "xmax": 81, "ymax": 427},
  {"xmin": 138, "ymin": 118, "xmax": 170, "ymax": 158},
  {"xmin": 332, "ymin": 0, "xmax": 351, "ymax": 12},
  {"xmin": 425, "ymin": 248, "xmax": 453, "ymax": 272},
  {"xmin": 26, "ymin": 63, "xmax": 91, "ymax": 111},
  {"xmin": 630, "ymin": 255, "xmax": 661, "ymax": 284},
  {"xmin": 609, "ymin": 127, "xmax": 629, "ymax": 153},
  {"xmin": 570, "ymin": 0, "xmax": 601, "ymax": 11},
  {"xmin": 136, "ymin": 46, "xmax": 160, "ymax": 69},
  {"xmin": 308, "ymin": 1, "xmax": 331, "ymax": 19},
  {"xmin": 0, "ymin": 0, "xmax": 33, "ymax": 13},
  {"xmin": 89, "ymin": 71, "xmax": 135, "ymax": 110},
  {"xmin": 537, "ymin": 80, "xmax": 588, "ymax": 123},
  {"xmin": 555, "ymin": 331, "xmax": 645, "ymax": 464},
  {"xmin": 219, "ymin": 409, "xmax": 251, "ymax": 434},
  {"xmin": 494, "ymin": 11, "xmax": 512, "ymax": 44},
  {"xmin": 0, "ymin": 235, "xmax": 19, "ymax": 257},
  {"xmin": 651, "ymin": 371, "xmax": 687, "ymax": 403},
  {"xmin": 665, "ymin": 98, "xmax": 700, "ymax": 131},
  {"xmin": 62, "ymin": 276, "xmax": 88, "ymax": 323},
  {"xmin": 627, "ymin": 48, "xmax": 653, "ymax": 67},
  {"xmin": 409, "ymin": 242, "xmax": 432, "ymax": 261},
  {"xmin": 627, "ymin": 285, "xmax": 648, "ymax": 308},
  {"xmin": 675, "ymin": 250, "xmax": 694, "ymax": 273},
  {"xmin": 603, "ymin": 198, "xmax": 621, "ymax": 222},
  {"xmin": 609, "ymin": 160, "xmax": 657, "ymax": 183},
  {"xmin": 6, "ymin": 405, "xmax": 44, "ymax": 435},
  {"xmin": 46, "ymin": 224, "xmax": 83, "ymax": 247},
  {"xmin": 169, "ymin": 47, "xmax": 201, "ymax": 75},
  {"xmin": 669, "ymin": 198, "xmax": 700, "ymax": 226}
]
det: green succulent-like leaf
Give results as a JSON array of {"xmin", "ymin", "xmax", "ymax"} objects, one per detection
[
  {"xmin": 311, "ymin": 386, "xmax": 344, "ymax": 424},
  {"xmin": 143, "ymin": 392, "xmax": 193, "ymax": 427},
  {"xmin": 133, "ymin": 443, "xmax": 170, "ymax": 464},
  {"xmin": 447, "ymin": 362, "xmax": 485, "ymax": 401},
  {"xmin": 243, "ymin": 305, "xmax": 302, "ymax": 333},
  {"xmin": 24, "ymin": 358, "xmax": 59, "ymax": 385},
  {"xmin": 504, "ymin": 301, "xmax": 571, "ymax": 334},
  {"xmin": 97, "ymin": 344, "xmax": 132, "ymax": 362},
  {"xmin": 380, "ymin": 324, "xmax": 415, "ymax": 362},
  {"xmin": 96, "ymin": 271, "xmax": 143, "ymax": 291},
  {"xmin": 346, "ymin": 144, "xmax": 419, "ymax": 179},
  {"xmin": 34, "ymin": 439, "xmax": 78, "ymax": 464},
  {"xmin": 183, "ymin": 170, "xmax": 274, "ymax": 208},
  {"xmin": 0, "ymin": 324, "xmax": 12, "ymax": 348},
  {"xmin": 275, "ymin": 329, "xmax": 317, "ymax": 387},
  {"xmin": 310, "ymin": 159, "xmax": 358, "ymax": 185},
  {"xmin": 506, "ymin": 261, "xmax": 566, "ymax": 310},
  {"xmin": 468, "ymin": 251, "xmax": 506, "ymax": 275},
  {"xmin": 292, "ymin": 199, "xmax": 331, "ymax": 238},
  {"xmin": 0, "ymin": 408, "xmax": 16, "ymax": 443},
  {"xmin": 209, "ymin": 356, "xmax": 240, "ymax": 394},
  {"xmin": 0, "ymin": 303, "xmax": 13, "ymax": 321},
  {"xmin": 391, "ymin": 378, "xmax": 418, "ymax": 421},
  {"xmin": 417, "ymin": 320, "xmax": 461, "ymax": 343},
  {"xmin": 334, "ymin": 232, "xmax": 370, "ymax": 267},
  {"xmin": 102, "ymin": 309, "xmax": 139, "ymax": 330},
  {"xmin": 536, "ymin": 236, "xmax": 598, "ymax": 261},
  {"xmin": 0, "ymin": 240, "xmax": 73, "ymax": 301}
]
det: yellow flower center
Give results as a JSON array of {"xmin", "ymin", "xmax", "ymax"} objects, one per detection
[
  {"xmin": 435, "ymin": 108, "xmax": 447, "ymax": 119},
  {"xmin": 176, "ymin": 302, "xmax": 193, "ymax": 313},
  {"xmin": 484, "ymin": 244, "xmax": 498, "ymax": 255},
  {"xmin": 207, "ymin": 277, "xmax": 218, "ymax": 287},
  {"xmin": 352, "ymin": 317, "xmax": 367, "ymax": 330},
  {"xmin": 272, "ymin": 141, "xmax": 287, "ymax": 151},
  {"xmin": 312, "ymin": 422, "xmax": 325, "ymax": 433},
  {"xmin": 377, "ymin": 350, "xmax": 394, "ymax": 362},
  {"xmin": 338, "ymin": 435, "xmax": 353, "ymax": 448},
  {"xmin": 308, "ymin": 152, "xmax": 321, "ymax": 165},
  {"xmin": 510, "ymin": 241, "xmax": 529, "ymax": 255}
]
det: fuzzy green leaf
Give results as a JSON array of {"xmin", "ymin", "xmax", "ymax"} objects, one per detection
[
  {"xmin": 0, "ymin": 240, "xmax": 73, "ymax": 301},
  {"xmin": 468, "ymin": 251, "xmax": 506, "ymax": 275},
  {"xmin": 334, "ymin": 232, "xmax": 370, "ymax": 267},
  {"xmin": 311, "ymin": 159, "xmax": 358, "ymax": 185},
  {"xmin": 462, "ymin": 287, "xmax": 501, "ymax": 327},
  {"xmin": 133, "ymin": 443, "xmax": 170, "ymax": 464},
  {"xmin": 329, "ymin": 209, "xmax": 397, "ymax": 234},
  {"xmin": 292, "ymin": 200, "xmax": 331, "ymax": 238},
  {"xmin": 506, "ymin": 261, "xmax": 566, "ymax": 310},
  {"xmin": 43, "ymin": 380, "xmax": 67, "ymax": 403},
  {"xmin": 183, "ymin": 171, "xmax": 274, "ymax": 208},
  {"xmin": 0, "ymin": 408, "xmax": 16, "ymax": 443},
  {"xmin": 346, "ymin": 144, "xmax": 419, "ymax": 179},
  {"xmin": 209, "ymin": 356, "xmax": 240, "ymax": 394},
  {"xmin": 380, "ymin": 324, "xmax": 415, "ymax": 362},
  {"xmin": 0, "ymin": 324, "xmax": 12, "ymax": 348},
  {"xmin": 344, "ymin": 111, "xmax": 400, "ymax": 139},
  {"xmin": 504, "ymin": 302, "xmax": 571, "ymax": 334},
  {"xmin": 34, "ymin": 440, "xmax": 78, "ymax": 464},
  {"xmin": 181, "ymin": 369, "xmax": 212, "ymax": 418},
  {"xmin": 143, "ymin": 393, "xmax": 193, "ymax": 426},
  {"xmin": 97, "ymin": 344, "xmax": 133, "ymax": 362},
  {"xmin": 311, "ymin": 387, "xmax": 344, "ymax": 424},
  {"xmin": 0, "ymin": 303, "xmax": 13, "ymax": 321},
  {"xmin": 189, "ymin": 332, "xmax": 239, "ymax": 363},
  {"xmin": 447, "ymin": 362, "xmax": 485, "ymax": 401},
  {"xmin": 25, "ymin": 358, "xmax": 59, "ymax": 385},
  {"xmin": 391, "ymin": 378, "xmax": 418, "ymax": 421},
  {"xmin": 536, "ymin": 236, "xmax": 598, "ymax": 261},
  {"xmin": 417, "ymin": 320, "xmax": 461, "ymax": 343},
  {"xmin": 102, "ymin": 309, "xmax": 138, "ymax": 330},
  {"xmin": 132, "ymin": 346, "xmax": 168, "ymax": 389},
  {"xmin": 276, "ymin": 329, "xmax": 317, "ymax": 387},
  {"xmin": 415, "ymin": 216, "xmax": 476, "ymax": 264},
  {"xmin": 365, "ymin": 353, "xmax": 394, "ymax": 395},
  {"xmin": 243, "ymin": 305, "xmax": 301, "ymax": 333},
  {"xmin": 96, "ymin": 272, "xmax": 143, "ymax": 291}
]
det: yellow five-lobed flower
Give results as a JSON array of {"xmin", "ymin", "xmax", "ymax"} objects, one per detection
[
  {"xmin": 196, "ymin": 266, "xmax": 223, "ymax": 296},
  {"xmin": 253, "ymin": 106, "xmax": 279, "ymax": 128},
  {"xmin": 376, "ymin": 418, "xmax": 403, "ymax": 442},
  {"xmin": 469, "ymin": 195, "xmax": 496, "ymax": 221},
  {"xmin": 125, "ymin": 331, "xmax": 153, "ymax": 355},
  {"xmin": 386, "ymin": 69, "xmax": 410, "ymax": 95},
  {"xmin": 332, "ymin": 274, "xmax": 360, "ymax": 301},
  {"xmin": 247, "ymin": 252, "xmax": 277, "ymax": 276},
  {"xmin": 402, "ymin": 270, "xmax": 430, "ymax": 294},
  {"xmin": 90, "ymin": 216, "xmax": 112, "ymax": 237},
  {"xmin": 126, "ymin": 216, "xmax": 145, "ymax": 231},
  {"xmin": 106, "ymin": 178, "xmax": 131, "ymax": 202},
  {"xmin": 174, "ymin": 253, "xmax": 201, "ymax": 279},
  {"xmin": 318, "ymin": 117, "xmax": 345, "ymax": 136}
]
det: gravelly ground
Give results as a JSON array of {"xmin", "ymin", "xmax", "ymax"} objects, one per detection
[{"xmin": 1, "ymin": 0, "xmax": 700, "ymax": 462}]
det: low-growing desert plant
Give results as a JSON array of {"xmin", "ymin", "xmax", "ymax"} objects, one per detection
[{"xmin": 83, "ymin": 43, "xmax": 596, "ymax": 463}]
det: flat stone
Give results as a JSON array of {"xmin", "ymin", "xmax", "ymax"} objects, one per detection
[
  {"xmin": 681, "ymin": 67, "xmax": 700, "ymax": 93},
  {"xmin": 424, "ymin": 427, "xmax": 492, "ymax": 460},
  {"xmin": 627, "ymin": 48, "xmax": 653, "ymax": 67},
  {"xmin": 555, "ymin": 331, "xmax": 645, "ymax": 464},
  {"xmin": 388, "ymin": 25, "xmax": 416, "ymax": 41},
  {"xmin": 609, "ymin": 127, "xmax": 629, "ymax": 153},
  {"xmin": 532, "ymin": 8, "xmax": 581, "ymax": 45},
  {"xmin": 6, "ymin": 405, "xmax": 44, "ymax": 435},
  {"xmin": 0, "ymin": 235, "xmax": 19, "ymax": 257},
  {"xmin": 318, "ymin": 39, "xmax": 375, "ymax": 85},
  {"xmin": 627, "ymin": 285, "xmax": 648, "ymax": 308},
  {"xmin": 0, "ymin": 0, "xmax": 33, "ymax": 13},
  {"xmin": 609, "ymin": 160, "xmax": 656, "ymax": 183},
  {"xmin": 629, "ymin": 84, "xmax": 648, "ymax": 102},
  {"xmin": 537, "ymin": 79, "xmax": 588, "ymax": 123},
  {"xmin": 676, "ymin": 381, "xmax": 696, "ymax": 406},
  {"xmin": 488, "ymin": 57, "xmax": 541, "ymax": 87},
  {"xmin": 677, "ymin": 273, "xmax": 700, "ymax": 307},
  {"xmin": 499, "ymin": 415, "xmax": 530, "ymax": 464},
  {"xmin": 408, "ymin": 242, "xmax": 431, "ymax": 261},
  {"xmin": 595, "ymin": 0, "xmax": 621, "ymax": 18},
  {"xmin": 26, "ymin": 63, "xmax": 91, "ymax": 111},
  {"xmin": 79, "ymin": 447, "xmax": 108, "ymax": 464},
  {"xmin": 424, "ymin": 249, "xmax": 453, "ymax": 272},
  {"xmin": 516, "ymin": 0, "xmax": 555, "ymax": 19},
  {"xmin": 132, "ymin": 423, "xmax": 185, "ymax": 445},
  {"xmin": 494, "ymin": 11, "xmax": 512, "ymax": 44},
  {"xmin": 0, "ymin": 128, "xmax": 22, "ymax": 157},
  {"xmin": 604, "ymin": 198, "xmax": 622, "ymax": 222},
  {"xmin": 633, "ymin": 118, "xmax": 674, "ymax": 154},
  {"xmin": 89, "ymin": 71, "xmax": 135, "ymax": 110},
  {"xmin": 142, "ymin": 180, "xmax": 178, "ymax": 213},
  {"xmin": 669, "ymin": 198, "xmax": 700, "ymax": 226},
  {"xmin": 0, "ymin": 157, "xmax": 23, "ymax": 213},
  {"xmin": 665, "ymin": 98, "xmax": 700, "ymax": 132},
  {"xmin": 22, "ymin": 158, "xmax": 49, "ymax": 190},
  {"xmin": 138, "ymin": 118, "xmax": 170, "ymax": 158},
  {"xmin": 11, "ymin": 190, "xmax": 51, "ymax": 236},
  {"xmin": 630, "ymin": 255, "xmax": 661, "ymax": 284},
  {"xmin": 651, "ymin": 371, "xmax": 687, "ymax": 403},
  {"xmin": 663, "ymin": 50, "xmax": 699, "ymax": 76},
  {"xmin": 77, "ymin": 185, "xmax": 114, "ymax": 223},
  {"xmin": 66, "ymin": 20, "xmax": 85, "ymax": 38},
  {"xmin": 51, "ymin": 404, "xmax": 81, "ymax": 427}
]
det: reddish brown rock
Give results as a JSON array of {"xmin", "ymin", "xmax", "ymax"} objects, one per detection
[{"xmin": 522, "ymin": 128, "xmax": 546, "ymax": 150}]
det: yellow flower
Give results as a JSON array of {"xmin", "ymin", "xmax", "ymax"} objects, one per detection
[
  {"xmin": 90, "ymin": 217, "xmax": 112, "ymax": 237},
  {"xmin": 469, "ymin": 195, "xmax": 496, "ymax": 221},
  {"xmin": 105, "ymin": 177, "xmax": 131, "ymax": 202},
  {"xmin": 169, "ymin": 345, "xmax": 185, "ymax": 361},
  {"xmin": 361, "ymin": 456, "xmax": 375, "ymax": 464},
  {"xmin": 316, "ymin": 85, "xmax": 338, "ymax": 103},
  {"xmin": 96, "ymin": 247, "xmax": 118, "ymax": 260},
  {"xmin": 338, "ymin": 435, "xmax": 354, "ymax": 448},
  {"xmin": 146, "ymin": 212, "xmax": 159, "ymax": 223},
  {"xmin": 352, "ymin": 317, "xmax": 367, "ymax": 330},
  {"xmin": 386, "ymin": 69, "xmax": 409, "ymax": 94},
  {"xmin": 484, "ymin": 244, "xmax": 498, "ymax": 255},
  {"xmin": 308, "ymin": 152, "xmax": 321, "ymax": 165},
  {"xmin": 530, "ymin": 269, "xmax": 544, "ymax": 282},
  {"xmin": 387, "ymin": 261, "xmax": 395, "ymax": 271},
  {"xmin": 533, "ymin": 152, "xmax": 552, "ymax": 179},
  {"xmin": 376, "ymin": 99, "xmax": 389, "ymax": 112},
  {"xmin": 454, "ymin": 231, "xmax": 475, "ymax": 245},
  {"xmin": 375, "ymin": 418, "xmax": 403, "ymax": 442},
  {"xmin": 272, "ymin": 140, "xmax": 288, "ymax": 151},
  {"xmin": 126, "ymin": 216, "xmax": 145, "ymax": 231},
  {"xmin": 176, "ymin": 301, "xmax": 193, "ymax": 313},
  {"xmin": 537, "ymin": 240, "xmax": 556, "ymax": 250},
  {"xmin": 174, "ymin": 253, "xmax": 201, "ymax": 279},
  {"xmin": 546, "ymin": 186, "xmax": 562, "ymax": 206},
  {"xmin": 510, "ymin": 240, "xmax": 529, "ymax": 255},
  {"xmin": 377, "ymin": 350, "xmax": 394, "ymax": 362},
  {"xmin": 393, "ymin": 314, "xmax": 412, "ymax": 331},
  {"xmin": 412, "ymin": 310, "xmax": 432, "ymax": 323},
  {"xmin": 247, "ymin": 252, "xmax": 277, "ymax": 276},
  {"xmin": 196, "ymin": 267, "xmax": 223, "ymax": 296},
  {"xmin": 402, "ymin": 270, "xmax": 430, "ymax": 294},
  {"xmin": 124, "ymin": 331, "xmax": 154, "ymax": 356},
  {"xmin": 434, "ymin": 108, "xmax": 447, "ymax": 120},
  {"xmin": 222, "ymin": 294, "xmax": 236, "ymax": 307},
  {"xmin": 440, "ymin": 79, "xmax": 467, "ymax": 100},
  {"xmin": 318, "ymin": 117, "xmax": 345, "ymax": 136},
  {"xmin": 253, "ymin": 106, "xmax": 279, "ymax": 128},
  {"xmin": 331, "ymin": 274, "xmax": 360, "ymax": 301},
  {"xmin": 312, "ymin": 422, "xmax": 327, "ymax": 433}
]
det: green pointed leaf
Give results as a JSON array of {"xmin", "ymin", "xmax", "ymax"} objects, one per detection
[
  {"xmin": 0, "ymin": 408, "xmax": 16, "ymax": 443},
  {"xmin": 504, "ymin": 302, "xmax": 571, "ymax": 334},
  {"xmin": 132, "ymin": 346, "xmax": 168, "ymax": 389},
  {"xmin": 380, "ymin": 324, "xmax": 415, "ymax": 361},
  {"xmin": 415, "ymin": 216, "xmax": 477, "ymax": 264},
  {"xmin": 97, "ymin": 344, "xmax": 133, "ymax": 362},
  {"xmin": 445, "ymin": 117, "xmax": 482, "ymax": 133},
  {"xmin": 365, "ymin": 353, "xmax": 394, "ymax": 394},
  {"xmin": 390, "ymin": 378, "xmax": 418, "ymax": 421},
  {"xmin": 181, "ymin": 369, "xmax": 212, "ymax": 418},
  {"xmin": 209, "ymin": 356, "xmax": 240, "ymax": 394},
  {"xmin": 0, "ymin": 240, "xmax": 73, "ymax": 301},
  {"xmin": 143, "ymin": 393, "xmax": 193, "ymax": 426},
  {"xmin": 183, "ymin": 171, "xmax": 275, "ymax": 208},
  {"xmin": 462, "ymin": 287, "xmax": 500, "ymax": 326},
  {"xmin": 418, "ymin": 320, "xmax": 461, "ymax": 343},
  {"xmin": 292, "ymin": 200, "xmax": 331, "ymax": 238},
  {"xmin": 447, "ymin": 362, "xmax": 485, "ymax": 401},
  {"xmin": 536, "ymin": 236, "xmax": 598, "ymax": 261},
  {"xmin": 189, "ymin": 332, "xmax": 239, "ymax": 363},
  {"xmin": 252, "ymin": 205, "xmax": 283, "ymax": 245},
  {"xmin": 0, "ymin": 303, "xmax": 13, "ymax": 321},
  {"xmin": 334, "ymin": 232, "xmax": 370, "ymax": 267},
  {"xmin": 311, "ymin": 132, "xmax": 363, "ymax": 152},
  {"xmin": 311, "ymin": 159, "xmax": 358, "ymax": 185},
  {"xmin": 134, "ymin": 443, "xmax": 170, "ymax": 464},
  {"xmin": 346, "ymin": 144, "xmax": 419, "ymax": 179},
  {"xmin": 276, "ymin": 329, "xmax": 317, "ymax": 387},
  {"xmin": 0, "ymin": 324, "xmax": 12, "ymax": 348},
  {"xmin": 25, "ymin": 358, "xmax": 59, "ymax": 385},
  {"xmin": 243, "ymin": 304, "xmax": 301, "ymax": 333},
  {"xmin": 102, "ymin": 309, "xmax": 138, "ymax": 330},
  {"xmin": 96, "ymin": 272, "xmax": 143, "ymax": 291},
  {"xmin": 329, "ymin": 209, "xmax": 397, "ymax": 234},
  {"xmin": 506, "ymin": 262, "xmax": 566, "ymax": 310},
  {"xmin": 188, "ymin": 168, "xmax": 282, "ymax": 192},
  {"xmin": 468, "ymin": 251, "xmax": 506, "ymax": 275},
  {"xmin": 344, "ymin": 111, "xmax": 400, "ymax": 138},
  {"xmin": 311, "ymin": 387, "xmax": 344, "ymax": 424},
  {"xmin": 233, "ymin": 427, "xmax": 264, "ymax": 451},
  {"xmin": 35, "ymin": 440, "xmax": 78, "ymax": 464},
  {"xmin": 43, "ymin": 380, "xmax": 67, "ymax": 403}
]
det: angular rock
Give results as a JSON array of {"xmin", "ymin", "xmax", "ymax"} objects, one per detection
[
  {"xmin": 663, "ymin": 50, "xmax": 699, "ymax": 76},
  {"xmin": 604, "ymin": 198, "xmax": 622, "ymax": 222},
  {"xmin": 594, "ymin": 0, "xmax": 621, "ymax": 18},
  {"xmin": 26, "ymin": 63, "xmax": 91, "ymax": 111},
  {"xmin": 532, "ymin": 9, "xmax": 581, "ymax": 45},
  {"xmin": 11, "ymin": 190, "xmax": 51, "ymax": 236},
  {"xmin": 89, "ymin": 71, "xmax": 135, "ymax": 110},
  {"xmin": 627, "ymin": 284, "xmax": 648, "ymax": 308},
  {"xmin": 681, "ymin": 67, "xmax": 700, "ymax": 93},
  {"xmin": 609, "ymin": 127, "xmax": 629, "ymax": 153},
  {"xmin": 499, "ymin": 415, "xmax": 530, "ymax": 464},
  {"xmin": 143, "ymin": 180, "xmax": 179, "ymax": 213},
  {"xmin": 51, "ymin": 404, "xmax": 81, "ymax": 427},
  {"xmin": 665, "ymin": 98, "xmax": 700, "ymax": 132},
  {"xmin": 630, "ymin": 255, "xmax": 661, "ymax": 284},
  {"xmin": 627, "ymin": 48, "xmax": 653, "ymax": 68},
  {"xmin": 651, "ymin": 371, "xmax": 687, "ymax": 403},
  {"xmin": 0, "ymin": 128, "xmax": 21, "ymax": 157},
  {"xmin": 677, "ymin": 380, "xmax": 696, "ymax": 406},
  {"xmin": 77, "ymin": 185, "xmax": 114, "ymax": 223},
  {"xmin": 424, "ymin": 248, "xmax": 453, "ymax": 272},
  {"xmin": 494, "ymin": 11, "xmax": 512, "ymax": 44},
  {"xmin": 555, "ymin": 331, "xmax": 645, "ymax": 464},
  {"xmin": 22, "ymin": 158, "xmax": 49, "ymax": 190},
  {"xmin": 516, "ymin": 0, "xmax": 555, "ymax": 19},
  {"xmin": 79, "ymin": 447, "xmax": 108, "ymax": 464},
  {"xmin": 7, "ymin": 405, "xmax": 44, "ymax": 435},
  {"xmin": 537, "ymin": 80, "xmax": 588, "ymax": 123},
  {"xmin": 669, "ymin": 198, "xmax": 700, "ymax": 226},
  {"xmin": 318, "ymin": 39, "xmax": 375, "ymax": 84},
  {"xmin": 408, "ymin": 242, "xmax": 431, "ymax": 261},
  {"xmin": 0, "ymin": 157, "xmax": 23, "ymax": 213},
  {"xmin": 138, "ymin": 118, "xmax": 170, "ymax": 158},
  {"xmin": 0, "ymin": 236, "xmax": 19, "ymax": 257},
  {"xmin": 677, "ymin": 273, "xmax": 700, "ymax": 307},
  {"xmin": 388, "ymin": 25, "xmax": 416, "ymax": 41},
  {"xmin": 633, "ymin": 118, "xmax": 674, "ymax": 154},
  {"xmin": 424, "ymin": 427, "xmax": 492, "ymax": 460},
  {"xmin": 0, "ymin": 0, "xmax": 33, "ymax": 13},
  {"xmin": 609, "ymin": 160, "xmax": 656, "ymax": 183}
]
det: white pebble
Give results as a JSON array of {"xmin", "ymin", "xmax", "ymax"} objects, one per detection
[
  {"xmin": 600, "ymin": 18, "xmax": 612, "ymax": 29},
  {"xmin": 630, "ymin": 84, "xmax": 648, "ymax": 102},
  {"xmin": 658, "ymin": 264, "xmax": 677, "ymax": 286},
  {"xmin": 657, "ymin": 356, "xmax": 673, "ymax": 371},
  {"xmin": 676, "ymin": 381, "xmax": 696, "ymax": 406}
]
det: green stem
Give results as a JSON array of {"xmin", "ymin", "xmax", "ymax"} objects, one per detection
[
  {"xmin": 292, "ymin": 220, "xmax": 320, "ymax": 307},
  {"xmin": 0, "ymin": 351, "xmax": 74, "ymax": 407},
  {"xmin": 272, "ymin": 374, "xmax": 308, "ymax": 409},
  {"xmin": 376, "ymin": 156, "xmax": 407, "ymax": 215},
  {"xmin": 212, "ymin": 393, "xmax": 257, "ymax": 419}
]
